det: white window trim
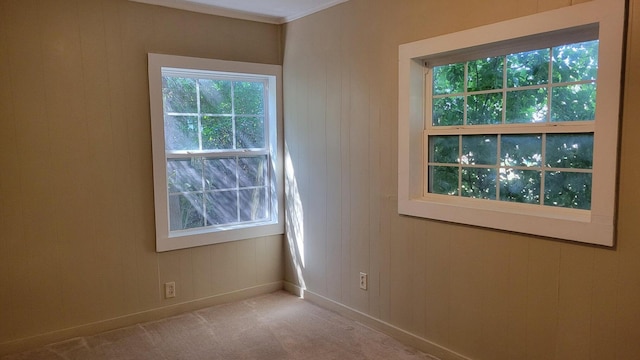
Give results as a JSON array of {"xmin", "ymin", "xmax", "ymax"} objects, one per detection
[
  {"xmin": 148, "ymin": 53, "xmax": 284, "ymax": 252},
  {"xmin": 398, "ymin": 0, "xmax": 625, "ymax": 246}
]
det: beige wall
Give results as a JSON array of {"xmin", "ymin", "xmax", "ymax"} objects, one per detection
[
  {"xmin": 283, "ymin": 0, "xmax": 640, "ymax": 359},
  {"xmin": 0, "ymin": 0, "xmax": 284, "ymax": 352},
  {"xmin": 2, "ymin": 0, "xmax": 639, "ymax": 358}
]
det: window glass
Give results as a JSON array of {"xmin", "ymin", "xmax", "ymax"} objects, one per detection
[
  {"xmin": 545, "ymin": 133, "xmax": 594, "ymax": 169},
  {"xmin": 505, "ymin": 88, "xmax": 548, "ymax": 123},
  {"xmin": 199, "ymin": 79, "xmax": 231, "ymax": 114},
  {"xmin": 467, "ymin": 93, "xmax": 503, "ymax": 125},
  {"xmin": 499, "ymin": 169, "xmax": 541, "ymax": 204},
  {"xmin": 461, "ymin": 135, "xmax": 497, "ymax": 165},
  {"xmin": 507, "ymin": 48, "xmax": 550, "ymax": 87},
  {"xmin": 202, "ymin": 116, "xmax": 233, "ymax": 150},
  {"xmin": 429, "ymin": 166, "xmax": 459, "ymax": 195},
  {"xmin": 544, "ymin": 171, "xmax": 592, "ymax": 209},
  {"xmin": 467, "ymin": 56, "xmax": 504, "ymax": 91},
  {"xmin": 432, "ymin": 96, "xmax": 464, "ymax": 126},
  {"xmin": 427, "ymin": 39, "xmax": 599, "ymax": 210},
  {"xmin": 550, "ymin": 84, "xmax": 597, "ymax": 121},
  {"xmin": 461, "ymin": 168, "xmax": 497, "ymax": 200},
  {"xmin": 161, "ymin": 73, "xmax": 271, "ymax": 231},
  {"xmin": 552, "ymin": 40, "xmax": 599, "ymax": 83},
  {"xmin": 163, "ymin": 77, "xmax": 197, "ymax": 113},
  {"xmin": 500, "ymin": 134, "xmax": 542, "ymax": 167}
]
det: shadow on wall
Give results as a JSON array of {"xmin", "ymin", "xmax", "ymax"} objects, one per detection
[{"xmin": 285, "ymin": 143, "xmax": 306, "ymax": 290}]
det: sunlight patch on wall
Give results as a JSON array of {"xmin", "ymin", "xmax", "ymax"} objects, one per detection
[{"xmin": 285, "ymin": 144, "xmax": 306, "ymax": 289}]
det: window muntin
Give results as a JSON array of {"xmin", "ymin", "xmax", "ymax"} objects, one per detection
[{"xmin": 148, "ymin": 54, "xmax": 284, "ymax": 252}]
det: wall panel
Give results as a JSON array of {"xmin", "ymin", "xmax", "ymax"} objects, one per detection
[
  {"xmin": 0, "ymin": 0, "xmax": 283, "ymax": 352},
  {"xmin": 283, "ymin": 0, "xmax": 640, "ymax": 359}
]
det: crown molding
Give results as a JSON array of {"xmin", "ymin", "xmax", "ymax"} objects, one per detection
[{"xmin": 129, "ymin": 0, "xmax": 348, "ymax": 24}]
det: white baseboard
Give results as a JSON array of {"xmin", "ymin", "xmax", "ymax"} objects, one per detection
[
  {"xmin": 299, "ymin": 288, "xmax": 472, "ymax": 360},
  {"xmin": 0, "ymin": 281, "xmax": 283, "ymax": 356},
  {"xmin": 282, "ymin": 280, "xmax": 303, "ymax": 297}
]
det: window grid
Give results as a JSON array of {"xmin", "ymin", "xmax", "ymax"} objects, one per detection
[
  {"xmin": 166, "ymin": 157, "xmax": 269, "ymax": 229},
  {"xmin": 163, "ymin": 75, "xmax": 271, "ymax": 232},
  {"xmin": 429, "ymin": 49, "xmax": 598, "ymax": 126},
  {"xmin": 427, "ymin": 133, "xmax": 594, "ymax": 207},
  {"xmin": 426, "ymin": 41, "xmax": 597, "ymax": 210}
]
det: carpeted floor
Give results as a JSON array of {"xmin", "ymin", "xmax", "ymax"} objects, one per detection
[{"xmin": 2, "ymin": 291, "xmax": 438, "ymax": 360}]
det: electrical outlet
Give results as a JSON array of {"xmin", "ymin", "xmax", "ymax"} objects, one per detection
[
  {"xmin": 165, "ymin": 281, "xmax": 176, "ymax": 298},
  {"xmin": 359, "ymin": 272, "xmax": 368, "ymax": 290}
]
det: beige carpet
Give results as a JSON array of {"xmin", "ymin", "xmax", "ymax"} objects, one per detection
[{"xmin": 2, "ymin": 291, "xmax": 438, "ymax": 360}]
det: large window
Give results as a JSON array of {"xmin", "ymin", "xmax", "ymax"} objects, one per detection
[
  {"xmin": 148, "ymin": 54, "xmax": 284, "ymax": 252},
  {"xmin": 429, "ymin": 38, "xmax": 598, "ymax": 209},
  {"xmin": 398, "ymin": 0, "xmax": 625, "ymax": 246}
]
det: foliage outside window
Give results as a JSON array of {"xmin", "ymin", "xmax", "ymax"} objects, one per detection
[
  {"xmin": 428, "ymin": 40, "xmax": 597, "ymax": 210},
  {"xmin": 398, "ymin": 0, "xmax": 625, "ymax": 246},
  {"xmin": 149, "ymin": 54, "xmax": 284, "ymax": 252}
]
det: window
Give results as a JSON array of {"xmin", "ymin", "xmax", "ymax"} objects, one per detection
[
  {"xmin": 398, "ymin": 0, "xmax": 625, "ymax": 246},
  {"xmin": 148, "ymin": 54, "xmax": 284, "ymax": 252},
  {"xmin": 429, "ymin": 38, "xmax": 598, "ymax": 208}
]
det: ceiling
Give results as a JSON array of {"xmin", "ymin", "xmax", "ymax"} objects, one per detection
[{"xmin": 129, "ymin": 0, "xmax": 348, "ymax": 24}]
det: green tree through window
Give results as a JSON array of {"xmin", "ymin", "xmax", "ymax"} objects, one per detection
[{"xmin": 428, "ymin": 40, "xmax": 598, "ymax": 209}]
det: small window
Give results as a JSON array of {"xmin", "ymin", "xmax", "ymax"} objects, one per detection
[
  {"xmin": 148, "ymin": 54, "xmax": 284, "ymax": 252},
  {"xmin": 398, "ymin": 1, "xmax": 625, "ymax": 246}
]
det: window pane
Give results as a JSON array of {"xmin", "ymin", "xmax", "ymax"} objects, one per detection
[
  {"xmin": 501, "ymin": 134, "xmax": 542, "ymax": 167},
  {"xmin": 461, "ymin": 168, "xmax": 497, "ymax": 199},
  {"xmin": 505, "ymin": 88, "xmax": 548, "ymax": 123},
  {"xmin": 433, "ymin": 63, "xmax": 465, "ymax": 94},
  {"xmin": 165, "ymin": 116, "xmax": 199, "ymax": 151},
  {"xmin": 238, "ymin": 156, "xmax": 267, "ymax": 188},
  {"xmin": 545, "ymin": 133, "xmax": 593, "ymax": 169},
  {"xmin": 162, "ymin": 76, "xmax": 197, "ymax": 113},
  {"xmin": 167, "ymin": 158, "xmax": 203, "ymax": 193},
  {"xmin": 544, "ymin": 171, "xmax": 591, "ymax": 209},
  {"xmin": 507, "ymin": 48, "xmax": 550, "ymax": 87},
  {"xmin": 236, "ymin": 117, "xmax": 265, "ymax": 149},
  {"xmin": 467, "ymin": 93, "xmax": 502, "ymax": 125},
  {"xmin": 552, "ymin": 40, "xmax": 599, "ymax": 83},
  {"xmin": 169, "ymin": 193, "xmax": 204, "ymax": 230},
  {"xmin": 551, "ymin": 83, "xmax": 597, "ymax": 122},
  {"xmin": 429, "ymin": 136, "xmax": 459, "ymax": 163},
  {"xmin": 199, "ymin": 79, "xmax": 232, "ymax": 114},
  {"xmin": 204, "ymin": 157, "xmax": 236, "ymax": 190},
  {"xmin": 429, "ymin": 166, "xmax": 459, "ymax": 195},
  {"xmin": 202, "ymin": 116, "xmax": 233, "ymax": 150},
  {"xmin": 239, "ymin": 188, "xmax": 268, "ymax": 222},
  {"xmin": 499, "ymin": 168, "xmax": 541, "ymax": 204},
  {"xmin": 205, "ymin": 191, "xmax": 238, "ymax": 225},
  {"xmin": 432, "ymin": 96, "xmax": 464, "ymax": 126},
  {"xmin": 233, "ymin": 81, "xmax": 264, "ymax": 115},
  {"xmin": 462, "ymin": 135, "xmax": 497, "ymax": 165},
  {"xmin": 467, "ymin": 56, "xmax": 504, "ymax": 92}
]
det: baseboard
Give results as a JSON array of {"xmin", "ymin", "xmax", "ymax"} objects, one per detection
[
  {"xmin": 282, "ymin": 280, "xmax": 303, "ymax": 297},
  {"xmin": 0, "ymin": 281, "xmax": 283, "ymax": 356},
  {"xmin": 301, "ymin": 289, "xmax": 472, "ymax": 360}
]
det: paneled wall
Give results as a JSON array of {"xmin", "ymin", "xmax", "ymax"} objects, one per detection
[
  {"xmin": 0, "ymin": 0, "xmax": 283, "ymax": 353},
  {"xmin": 283, "ymin": 0, "xmax": 640, "ymax": 359}
]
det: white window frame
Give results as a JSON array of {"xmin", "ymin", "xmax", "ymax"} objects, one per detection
[
  {"xmin": 398, "ymin": 0, "xmax": 625, "ymax": 246},
  {"xmin": 148, "ymin": 53, "xmax": 284, "ymax": 252}
]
